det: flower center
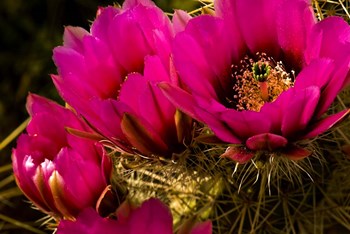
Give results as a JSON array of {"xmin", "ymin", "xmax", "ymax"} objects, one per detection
[{"xmin": 229, "ymin": 53, "xmax": 295, "ymax": 111}]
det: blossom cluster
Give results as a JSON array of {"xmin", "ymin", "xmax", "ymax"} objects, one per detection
[{"xmin": 12, "ymin": 0, "xmax": 350, "ymax": 233}]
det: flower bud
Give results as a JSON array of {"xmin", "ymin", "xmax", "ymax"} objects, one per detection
[{"xmin": 12, "ymin": 94, "xmax": 112, "ymax": 220}]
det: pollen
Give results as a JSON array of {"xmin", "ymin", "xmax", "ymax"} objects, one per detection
[{"xmin": 229, "ymin": 53, "xmax": 294, "ymax": 111}]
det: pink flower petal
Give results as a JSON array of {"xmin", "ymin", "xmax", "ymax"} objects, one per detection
[
  {"xmin": 57, "ymin": 208, "xmax": 126, "ymax": 234},
  {"xmin": 118, "ymin": 73, "xmax": 146, "ymax": 116},
  {"xmin": 108, "ymin": 9, "xmax": 152, "ymax": 72},
  {"xmin": 214, "ymin": 0, "xmax": 245, "ymax": 62},
  {"xmin": 84, "ymin": 98, "xmax": 130, "ymax": 147},
  {"xmin": 281, "ymin": 144, "xmax": 312, "ymax": 160},
  {"xmin": 302, "ymin": 109, "xmax": 350, "ymax": 139},
  {"xmin": 12, "ymin": 150, "xmax": 51, "ymax": 213},
  {"xmin": 221, "ymin": 110, "xmax": 272, "ymax": 140},
  {"xmin": 143, "ymin": 55, "xmax": 171, "ymax": 83},
  {"xmin": 120, "ymin": 72, "xmax": 178, "ymax": 146},
  {"xmin": 49, "ymin": 170, "xmax": 77, "ymax": 219},
  {"xmin": 293, "ymin": 58, "xmax": 334, "ymax": 90},
  {"xmin": 281, "ymin": 86, "xmax": 321, "ymax": 138},
  {"xmin": 158, "ymin": 82, "xmax": 197, "ymax": 119},
  {"xmin": 190, "ymin": 220, "xmax": 212, "ymax": 234},
  {"xmin": 63, "ymin": 26, "xmax": 89, "ymax": 53},
  {"xmin": 193, "ymin": 97, "xmax": 243, "ymax": 144},
  {"xmin": 172, "ymin": 10, "xmax": 192, "ymax": 34},
  {"xmin": 304, "ymin": 16, "xmax": 350, "ymax": 63},
  {"xmin": 173, "ymin": 16, "xmax": 231, "ymax": 100},
  {"xmin": 235, "ymin": 0, "xmax": 280, "ymax": 57},
  {"xmin": 246, "ymin": 133, "xmax": 288, "ymax": 151},
  {"xmin": 54, "ymin": 148, "xmax": 105, "ymax": 213},
  {"xmin": 221, "ymin": 146, "xmax": 255, "ymax": 164},
  {"xmin": 129, "ymin": 198, "xmax": 173, "ymax": 234},
  {"xmin": 121, "ymin": 113, "xmax": 169, "ymax": 156},
  {"xmin": 91, "ymin": 7, "xmax": 120, "ymax": 41},
  {"xmin": 315, "ymin": 56, "xmax": 350, "ymax": 117},
  {"xmin": 277, "ymin": 0, "xmax": 315, "ymax": 69},
  {"xmin": 172, "ymin": 35, "xmax": 217, "ymax": 99},
  {"xmin": 26, "ymin": 93, "xmax": 65, "ymax": 119},
  {"xmin": 33, "ymin": 161, "xmax": 60, "ymax": 214},
  {"xmin": 122, "ymin": 0, "xmax": 155, "ymax": 8}
]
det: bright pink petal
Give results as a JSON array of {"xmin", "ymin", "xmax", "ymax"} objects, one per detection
[
  {"xmin": 57, "ymin": 208, "xmax": 126, "ymax": 234},
  {"xmin": 172, "ymin": 34, "xmax": 218, "ymax": 99},
  {"xmin": 277, "ymin": 0, "xmax": 315, "ymax": 69},
  {"xmin": 315, "ymin": 55, "xmax": 350, "ymax": 117},
  {"xmin": 26, "ymin": 113, "xmax": 67, "ymax": 148},
  {"xmin": 33, "ymin": 160, "xmax": 60, "ymax": 214},
  {"xmin": 129, "ymin": 198, "xmax": 173, "ymax": 234},
  {"xmin": 139, "ymin": 82, "xmax": 177, "ymax": 143},
  {"xmin": 91, "ymin": 6, "xmax": 120, "ymax": 41},
  {"xmin": 107, "ymin": 3, "xmax": 172, "ymax": 73},
  {"xmin": 304, "ymin": 16, "xmax": 350, "ymax": 63},
  {"xmin": 118, "ymin": 73, "xmax": 146, "ymax": 116},
  {"xmin": 173, "ymin": 10, "xmax": 192, "ymax": 34},
  {"xmin": 281, "ymin": 86, "xmax": 321, "ymax": 137},
  {"xmin": 121, "ymin": 113, "xmax": 169, "ymax": 156},
  {"xmin": 221, "ymin": 146, "xmax": 255, "ymax": 164},
  {"xmin": 235, "ymin": 0, "xmax": 280, "ymax": 57},
  {"xmin": 108, "ymin": 9, "xmax": 152, "ymax": 72},
  {"xmin": 84, "ymin": 98, "xmax": 131, "ymax": 150},
  {"xmin": 302, "ymin": 109, "xmax": 350, "ymax": 139},
  {"xmin": 294, "ymin": 58, "xmax": 334, "ymax": 90},
  {"xmin": 259, "ymin": 100, "xmax": 285, "ymax": 134},
  {"xmin": 246, "ymin": 133, "xmax": 288, "ymax": 151},
  {"xmin": 12, "ymin": 149, "xmax": 51, "ymax": 213},
  {"xmin": 281, "ymin": 145, "xmax": 312, "ymax": 160},
  {"xmin": 54, "ymin": 148, "xmax": 105, "ymax": 212},
  {"xmin": 193, "ymin": 96, "xmax": 243, "ymax": 144},
  {"xmin": 221, "ymin": 110, "xmax": 272, "ymax": 140},
  {"xmin": 122, "ymin": 0, "xmax": 155, "ymax": 8},
  {"xmin": 143, "ymin": 55, "xmax": 171, "ymax": 83},
  {"xmin": 26, "ymin": 93, "xmax": 65, "ymax": 119},
  {"xmin": 63, "ymin": 26, "xmax": 89, "ymax": 53},
  {"xmin": 130, "ymin": 5, "xmax": 173, "ymax": 64},
  {"xmin": 120, "ymin": 71, "xmax": 177, "ymax": 144},
  {"xmin": 191, "ymin": 220, "xmax": 212, "ymax": 234},
  {"xmin": 159, "ymin": 82, "xmax": 197, "ymax": 119},
  {"xmin": 173, "ymin": 16, "xmax": 232, "ymax": 100},
  {"xmin": 214, "ymin": 0, "xmax": 245, "ymax": 62},
  {"xmin": 185, "ymin": 15, "xmax": 233, "ymax": 94},
  {"xmin": 48, "ymin": 170, "xmax": 78, "ymax": 219}
]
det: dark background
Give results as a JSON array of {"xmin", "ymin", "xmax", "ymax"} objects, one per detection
[
  {"xmin": 1, "ymin": 0, "xmax": 347, "ymax": 233},
  {"xmin": 0, "ymin": 0, "xmax": 199, "ymax": 233}
]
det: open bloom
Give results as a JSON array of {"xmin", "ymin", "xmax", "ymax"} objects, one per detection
[
  {"xmin": 52, "ymin": 0, "xmax": 192, "ymax": 158},
  {"xmin": 57, "ymin": 198, "xmax": 212, "ymax": 234},
  {"xmin": 12, "ymin": 94, "xmax": 112, "ymax": 219},
  {"xmin": 161, "ymin": 0, "xmax": 350, "ymax": 163}
]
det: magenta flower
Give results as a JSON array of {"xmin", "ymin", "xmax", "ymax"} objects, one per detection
[
  {"xmin": 57, "ymin": 198, "xmax": 212, "ymax": 234},
  {"xmin": 52, "ymin": 0, "xmax": 192, "ymax": 158},
  {"xmin": 12, "ymin": 94, "xmax": 112, "ymax": 219},
  {"xmin": 161, "ymin": 0, "xmax": 350, "ymax": 163}
]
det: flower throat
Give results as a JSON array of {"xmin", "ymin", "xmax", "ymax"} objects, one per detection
[{"xmin": 229, "ymin": 52, "xmax": 295, "ymax": 111}]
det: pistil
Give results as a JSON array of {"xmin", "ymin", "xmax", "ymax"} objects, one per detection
[
  {"xmin": 252, "ymin": 62, "xmax": 271, "ymax": 102},
  {"xmin": 259, "ymin": 81, "xmax": 269, "ymax": 102}
]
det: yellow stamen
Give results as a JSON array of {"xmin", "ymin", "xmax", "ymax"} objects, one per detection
[{"xmin": 230, "ymin": 53, "xmax": 294, "ymax": 111}]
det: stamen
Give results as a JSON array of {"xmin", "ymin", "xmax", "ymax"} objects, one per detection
[{"xmin": 230, "ymin": 53, "xmax": 294, "ymax": 111}]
